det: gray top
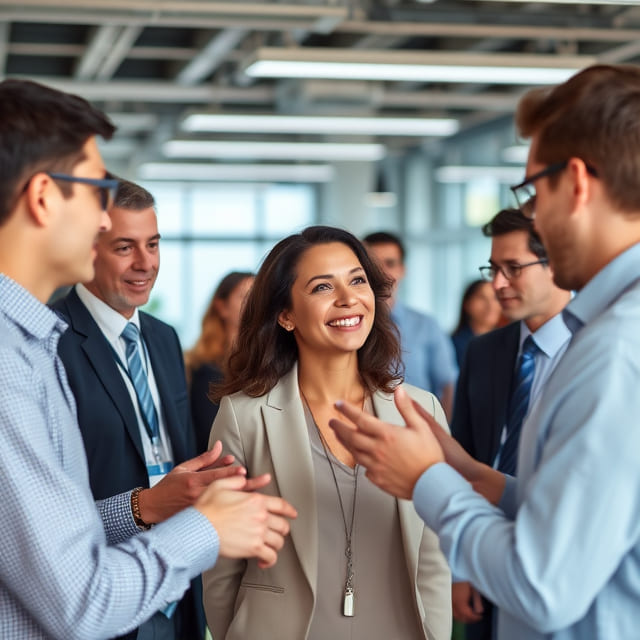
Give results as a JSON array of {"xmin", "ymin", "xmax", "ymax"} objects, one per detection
[{"xmin": 304, "ymin": 402, "xmax": 425, "ymax": 640}]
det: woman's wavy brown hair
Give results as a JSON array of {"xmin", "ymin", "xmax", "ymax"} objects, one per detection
[{"xmin": 213, "ymin": 225, "xmax": 403, "ymax": 401}]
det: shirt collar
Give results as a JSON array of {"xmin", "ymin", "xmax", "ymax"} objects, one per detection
[
  {"xmin": 76, "ymin": 283, "xmax": 141, "ymax": 346},
  {"xmin": 0, "ymin": 274, "xmax": 67, "ymax": 341},
  {"xmin": 564, "ymin": 242, "xmax": 640, "ymax": 335},
  {"xmin": 519, "ymin": 311, "xmax": 571, "ymax": 359}
]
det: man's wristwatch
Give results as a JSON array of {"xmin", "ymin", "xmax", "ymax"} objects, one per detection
[{"xmin": 131, "ymin": 487, "xmax": 152, "ymax": 530}]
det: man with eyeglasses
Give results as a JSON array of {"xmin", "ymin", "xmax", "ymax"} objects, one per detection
[
  {"xmin": 330, "ymin": 64, "xmax": 640, "ymax": 640},
  {"xmin": 450, "ymin": 207, "xmax": 571, "ymax": 640},
  {"xmin": 0, "ymin": 78, "xmax": 296, "ymax": 640}
]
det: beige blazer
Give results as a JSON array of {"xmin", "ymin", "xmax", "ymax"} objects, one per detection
[{"xmin": 203, "ymin": 365, "xmax": 452, "ymax": 640}]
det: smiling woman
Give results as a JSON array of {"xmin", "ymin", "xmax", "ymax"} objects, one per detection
[{"xmin": 202, "ymin": 225, "xmax": 453, "ymax": 640}]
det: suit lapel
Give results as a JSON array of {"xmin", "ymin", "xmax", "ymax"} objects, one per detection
[
  {"xmin": 66, "ymin": 289, "xmax": 145, "ymax": 462},
  {"xmin": 263, "ymin": 365, "xmax": 318, "ymax": 596},
  {"xmin": 372, "ymin": 390, "xmax": 421, "ymax": 587},
  {"xmin": 140, "ymin": 314, "xmax": 189, "ymax": 462}
]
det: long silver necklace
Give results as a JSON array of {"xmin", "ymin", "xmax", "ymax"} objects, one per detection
[{"xmin": 303, "ymin": 392, "xmax": 359, "ymax": 617}]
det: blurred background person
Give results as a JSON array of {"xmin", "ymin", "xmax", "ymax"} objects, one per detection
[
  {"xmin": 203, "ymin": 226, "xmax": 451, "ymax": 640},
  {"xmin": 451, "ymin": 279, "xmax": 502, "ymax": 369},
  {"xmin": 185, "ymin": 271, "xmax": 254, "ymax": 454},
  {"xmin": 363, "ymin": 231, "xmax": 457, "ymax": 420}
]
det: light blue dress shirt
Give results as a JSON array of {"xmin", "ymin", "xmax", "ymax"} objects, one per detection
[
  {"xmin": 392, "ymin": 302, "xmax": 458, "ymax": 396},
  {"xmin": 413, "ymin": 243, "xmax": 640, "ymax": 639},
  {"xmin": 493, "ymin": 314, "xmax": 571, "ymax": 468},
  {"xmin": 0, "ymin": 274, "xmax": 219, "ymax": 640}
]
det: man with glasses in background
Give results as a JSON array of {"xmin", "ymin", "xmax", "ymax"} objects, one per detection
[
  {"xmin": 450, "ymin": 207, "xmax": 570, "ymax": 640},
  {"xmin": 330, "ymin": 64, "xmax": 640, "ymax": 639},
  {"xmin": 0, "ymin": 78, "xmax": 296, "ymax": 640}
]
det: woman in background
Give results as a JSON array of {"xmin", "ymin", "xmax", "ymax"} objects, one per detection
[
  {"xmin": 451, "ymin": 279, "xmax": 501, "ymax": 368},
  {"xmin": 185, "ymin": 271, "xmax": 254, "ymax": 453},
  {"xmin": 203, "ymin": 226, "xmax": 451, "ymax": 640}
]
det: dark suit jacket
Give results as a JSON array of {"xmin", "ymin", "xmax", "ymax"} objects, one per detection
[
  {"xmin": 450, "ymin": 321, "xmax": 520, "ymax": 640},
  {"xmin": 451, "ymin": 321, "xmax": 520, "ymax": 465},
  {"xmin": 189, "ymin": 361, "xmax": 224, "ymax": 455},
  {"xmin": 52, "ymin": 287, "xmax": 203, "ymax": 640}
]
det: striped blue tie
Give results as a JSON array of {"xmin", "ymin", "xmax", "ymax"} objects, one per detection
[
  {"xmin": 498, "ymin": 335, "xmax": 538, "ymax": 476},
  {"xmin": 121, "ymin": 322, "xmax": 159, "ymax": 441}
]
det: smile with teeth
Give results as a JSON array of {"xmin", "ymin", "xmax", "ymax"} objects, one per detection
[{"xmin": 328, "ymin": 315, "xmax": 362, "ymax": 328}]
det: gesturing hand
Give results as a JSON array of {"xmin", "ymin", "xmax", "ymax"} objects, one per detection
[
  {"xmin": 138, "ymin": 440, "xmax": 245, "ymax": 524},
  {"xmin": 329, "ymin": 386, "xmax": 445, "ymax": 499},
  {"xmin": 195, "ymin": 475, "xmax": 298, "ymax": 569}
]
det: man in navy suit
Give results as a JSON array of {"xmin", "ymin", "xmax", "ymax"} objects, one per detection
[
  {"xmin": 54, "ymin": 179, "xmax": 211, "ymax": 640},
  {"xmin": 450, "ymin": 208, "xmax": 571, "ymax": 640}
]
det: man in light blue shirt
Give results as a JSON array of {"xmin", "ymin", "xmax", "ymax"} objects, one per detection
[
  {"xmin": 0, "ymin": 78, "xmax": 295, "ymax": 640},
  {"xmin": 451, "ymin": 207, "xmax": 571, "ymax": 639},
  {"xmin": 364, "ymin": 231, "xmax": 458, "ymax": 418},
  {"xmin": 331, "ymin": 64, "xmax": 640, "ymax": 639}
]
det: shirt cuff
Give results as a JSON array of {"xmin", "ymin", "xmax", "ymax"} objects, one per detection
[
  {"xmin": 499, "ymin": 474, "xmax": 518, "ymax": 519},
  {"xmin": 412, "ymin": 462, "xmax": 472, "ymax": 530},
  {"xmin": 147, "ymin": 507, "xmax": 220, "ymax": 576}
]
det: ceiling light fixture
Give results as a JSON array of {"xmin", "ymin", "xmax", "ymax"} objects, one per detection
[
  {"xmin": 243, "ymin": 48, "xmax": 595, "ymax": 85},
  {"xmin": 138, "ymin": 162, "xmax": 335, "ymax": 182},
  {"xmin": 181, "ymin": 113, "xmax": 459, "ymax": 137},
  {"xmin": 501, "ymin": 145, "xmax": 530, "ymax": 164},
  {"xmin": 163, "ymin": 140, "xmax": 386, "ymax": 162},
  {"xmin": 435, "ymin": 166, "xmax": 525, "ymax": 183}
]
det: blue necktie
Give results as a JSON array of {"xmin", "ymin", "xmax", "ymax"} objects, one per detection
[
  {"xmin": 121, "ymin": 322, "xmax": 159, "ymax": 442},
  {"xmin": 121, "ymin": 322, "xmax": 178, "ymax": 619},
  {"xmin": 498, "ymin": 335, "xmax": 538, "ymax": 476}
]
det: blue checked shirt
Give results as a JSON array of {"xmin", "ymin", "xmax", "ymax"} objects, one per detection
[
  {"xmin": 0, "ymin": 275, "xmax": 219, "ymax": 639},
  {"xmin": 414, "ymin": 243, "xmax": 640, "ymax": 639}
]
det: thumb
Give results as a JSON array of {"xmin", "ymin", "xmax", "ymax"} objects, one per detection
[{"xmin": 393, "ymin": 386, "xmax": 425, "ymax": 432}]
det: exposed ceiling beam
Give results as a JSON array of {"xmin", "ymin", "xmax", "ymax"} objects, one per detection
[
  {"xmin": 176, "ymin": 28, "xmax": 247, "ymax": 85},
  {"xmin": 336, "ymin": 18, "xmax": 640, "ymax": 43},
  {"xmin": 75, "ymin": 24, "xmax": 121, "ymax": 80},
  {"xmin": 2, "ymin": 5, "xmax": 638, "ymax": 43},
  {"xmin": 18, "ymin": 77, "xmax": 276, "ymax": 104},
  {"xmin": 8, "ymin": 42, "xmax": 197, "ymax": 60},
  {"xmin": 97, "ymin": 25, "xmax": 143, "ymax": 80},
  {"xmin": 0, "ymin": 22, "xmax": 9, "ymax": 76},
  {"xmin": 597, "ymin": 40, "xmax": 640, "ymax": 63}
]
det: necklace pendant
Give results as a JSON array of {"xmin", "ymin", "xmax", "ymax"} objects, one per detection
[{"xmin": 343, "ymin": 587, "xmax": 354, "ymax": 617}]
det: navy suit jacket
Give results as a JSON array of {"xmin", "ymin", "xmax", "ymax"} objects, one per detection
[
  {"xmin": 451, "ymin": 321, "xmax": 521, "ymax": 468},
  {"xmin": 52, "ymin": 287, "xmax": 203, "ymax": 640},
  {"xmin": 53, "ymin": 287, "xmax": 195, "ymax": 497},
  {"xmin": 450, "ymin": 322, "xmax": 520, "ymax": 640}
]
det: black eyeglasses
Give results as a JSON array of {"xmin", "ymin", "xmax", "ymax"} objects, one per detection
[
  {"xmin": 47, "ymin": 172, "xmax": 120, "ymax": 211},
  {"xmin": 479, "ymin": 259, "xmax": 548, "ymax": 282},
  {"xmin": 510, "ymin": 160, "xmax": 598, "ymax": 219}
]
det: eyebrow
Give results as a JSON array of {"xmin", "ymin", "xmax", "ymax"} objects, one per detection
[
  {"xmin": 111, "ymin": 233, "xmax": 161, "ymax": 245},
  {"xmin": 304, "ymin": 266, "xmax": 364, "ymax": 288}
]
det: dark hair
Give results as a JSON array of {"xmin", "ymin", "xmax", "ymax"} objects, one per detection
[
  {"xmin": 362, "ymin": 230, "xmax": 406, "ymax": 263},
  {"xmin": 482, "ymin": 208, "xmax": 547, "ymax": 260},
  {"xmin": 516, "ymin": 64, "xmax": 640, "ymax": 213},
  {"xmin": 185, "ymin": 271, "xmax": 254, "ymax": 371},
  {"xmin": 214, "ymin": 226, "xmax": 402, "ymax": 400},
  {"xmin": 0, "ymin": 78, "xmax": 115, "ymax": 226},
  {"xmin": 454, "ymin": 279, "xmax": 488, "ymax": 334},
  {"xmin": 113, "ymin": 178, "xmax": 155, "ymax": 210}
]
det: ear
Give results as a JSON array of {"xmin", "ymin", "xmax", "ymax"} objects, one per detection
[
  {"xmin": 213, "ymin": 297, "xmax": 229, "ymax": 320},
  {"xmin": 566, "ymin": 157, "xmax": 593, "ymax": 211},
  {"xmin": 277, "ymin": 310, "xmax": 295, "ymax": 332},
  {"xmin": 24, "ymin": 173, "xmax": 57, "ymax": 228}
]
